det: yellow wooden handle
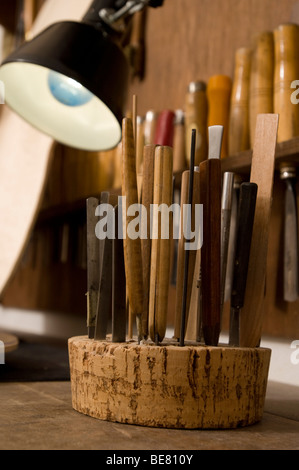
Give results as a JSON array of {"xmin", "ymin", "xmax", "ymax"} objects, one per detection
[
  {"xmin": 122, "ymin": 118, "xmax": 144, "ymax": 339},
  {"xmin": 249, "ymin": 31, "xmax": 274, "ymax": 148},
  {"xmin": 274, "ymin": 23, "xmax": 299, "ymax": 143},
  {"xmin": 229, "ymin": 48, "xmax": 251, "ymax": 155},
  {"xmin": 149, "ymin": 146, "xmax": 173, "ymax": 343},
  {"xmin": 185, "ymin": 81, "xmax": 208, "ymax": 166},
  {"xmin": 207, "ymin": 75, "xmax": 232, "ymax": 159}
]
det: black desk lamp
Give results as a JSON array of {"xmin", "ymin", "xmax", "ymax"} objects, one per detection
[{"xmin": 0, "ymin": 0, "xmax": 164, "ymax": 151}]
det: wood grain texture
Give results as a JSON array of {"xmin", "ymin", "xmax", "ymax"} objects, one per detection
[
  {"xmin": 240, "ymin": 114, "xmax": 279, "ymax": 347},
  {"xmin": 207, "ymin": 75, "xmax": 232, "ymax": 159},
  {"xmin": 229, "ymin": 47, "xmax": 252, "ymax": 155},
  {"xmin": 249, "ymin": 31, "xmax": 274, "ymax": 147},
  {"xmin": 130, "ymin": 0, "xmax": 298, "ymax": 116},
  {"xmin": 69, "ymin": 336, "xmax": 271, "ymax": 430},
  {"xmin": 122, "ymin": 118, "xmax": 144, "ymax": 338},
  {"xmin": 274, "ymin": 23, "xmax": 299, "ymax": 143},
  {"xmin": 199, "ymin": 158, "xmax": 222, "ymax": 346},
  {"xmin": 141, "ymin": 144, "xmax": 155, "ymax": 337},
  {"xmin": 148, "ymin": 146, "xmax": 173, "ymax": 343},
  {"xmin": 185, "ymin": 82, "xmax": 208, "ymax": 166}
]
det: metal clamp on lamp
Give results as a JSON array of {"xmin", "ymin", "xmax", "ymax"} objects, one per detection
[{"xmin": 0, "ymin": 0, "xmax": 164, "ymax": 151}]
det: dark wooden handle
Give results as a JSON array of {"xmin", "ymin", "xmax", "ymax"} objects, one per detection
[
  {"xmin": 231, "ymin": 182, "xmax": 258, "ymax": 310},
  {"xmin": 199, "ymin": 158, "xmax": 221, "ymax": 346}
]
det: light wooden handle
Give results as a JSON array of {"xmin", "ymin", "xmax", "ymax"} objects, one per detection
[
  {"xmin": 173, "ymin": 110, "xmax": 186, "ymax": 173},
  {"xmin": 229, "ymin": 48, "xmax": 251, "ymax": 155},
  {"xmin": 144, "ymin": 110, "xmax": 158, "ymax": 146},
  {"xmin": 174, "ymin": 169, "xmax": 200, "ymax": 339},
  {"xmin": 141, "ymin": 144, "xmax": 156, "ymax": 338},
  {"xmin": 122, "ymin": 118, "xmax": 144, "ymax": 339},
  {"xmin": 240, "ymin": 113, "xmax": 279, "ymax": 347},
  {"xmin": 274, "ymin": 23, "xmax": 299, "ymax": 143},
  {"xmin": 207, "ymin": 75, "xmax": 232, "ymax": 159},
  {"xmin": 185, "ymin": 81, "xmax": 208, "ymax": 166},
  {"xmin": 249, "ymin": 31, "xmax": 274, "ymax": 148},
  {"xmin": 149, "ymin": 146, "xmax": 173, "ymax": 343}
]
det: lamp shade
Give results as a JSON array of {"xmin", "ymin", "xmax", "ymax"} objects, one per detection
[{"xmin": 0, "ymin": 21, "xmax": 129, "ymax": 151}]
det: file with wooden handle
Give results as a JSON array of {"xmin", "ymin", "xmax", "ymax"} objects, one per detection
[
  {"xmin": 229, "ymin": 182, "xmax": 258, "ymax": 346},
  {"xmin": 240, "ymin": 114, "xmax": 279, "ymax": 348},
  {"xmin": 122, "ymin": 118, "xmax": 145, "ymax": 341},
  {"xmin": 149, "ymin": 146, "xmax": 173, "ymax": 343},
  {"xmin": 199, "ymin": 126, "xmax": 223, "ymax": 346}
]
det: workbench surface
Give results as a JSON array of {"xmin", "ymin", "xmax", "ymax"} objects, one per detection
[{"xmin": 0, "ymin": 380, "xmax": 298, "ymax": 450}]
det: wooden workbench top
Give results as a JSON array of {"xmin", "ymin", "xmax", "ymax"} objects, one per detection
[{"xmin": 0, "ymin": 380, "xmax": 298, "ymax": 450}]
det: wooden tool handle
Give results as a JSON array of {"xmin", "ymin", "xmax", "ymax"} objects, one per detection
[
  {"xmin": 174, "ymin": 169, "xmax": 200, "ymax": 339},
  {"xmin": 229, "ymin": 48, "xmax": 251, "ymax": 155},
  {"xmin": 173, "ymin": 110, "xmax": 186, "ymax": 173},
  {"xmin": 154, "ymin": 110, "xmax": 175, "ymax": 147},
  {"xmin": 141, "ymin": 144, "xmax": 156, "ymax": 337},
  {"xmin": 122, "ymin": 118, "xmax": 144, "ymax": 339},
  {"xmin": 185, "ymin": 81, "xmax": 208, "ymax": 166},
  {"xmin": 274, "ymin": 23, "xmax": 299, "ymax": 143},
  {"xmin": 149, "ymin": 146, "xmax": 173, "ymax": 343},
  {"xmin": 199, "ymin": 157, "xmax": 221, "ymax": 346},
  {"xmin": 144, "ymin": 110, "xmax": 158, "ymax": 145},
  {"xmin": 207, "ymin": 75, "xmax": 232, "ymax": 159},
  {"xmin": 220, "ymin": 172, "xmax": 234, "ymax": 314},
  {"xmin": 249, "ymin": 31, "xmax": 274, "ymax": 148},
  {"xmin": 199, "ymin": 126, "xmax": 223, "ymax": 346},
  {"xmin": 240, "ymin": 114, "xmax": 279, "ymax": 347},
  {"xmin": 86, "ymin": 197, "xmax": 100, "ymax": 338},
  {"xmin": 230, "ymin": 183, "xmax": 258, "ymax": 310}
]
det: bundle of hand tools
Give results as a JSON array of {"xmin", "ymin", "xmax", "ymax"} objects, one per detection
[{"xmin": 86, "ymin": 94, "xmax": 279, "ymax": 348}]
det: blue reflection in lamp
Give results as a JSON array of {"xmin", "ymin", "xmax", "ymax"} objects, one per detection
[{"xmin": 48, "ymin": 71, "xmax": 94, "ymax": 108}]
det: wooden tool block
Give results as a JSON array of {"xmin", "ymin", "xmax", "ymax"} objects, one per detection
[{"xmin": 69, "ymin": 337, "xmax": 271, "ymax": 430}]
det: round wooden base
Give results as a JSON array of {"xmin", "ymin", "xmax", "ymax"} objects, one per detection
[{"xmin": 68, "ymin": 336, "xmax": 271, "ymax": 429}]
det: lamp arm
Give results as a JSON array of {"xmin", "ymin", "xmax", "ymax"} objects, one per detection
[{"xmin": 83, "ymin": 0, "xmax": 164, "ymax": 29}]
